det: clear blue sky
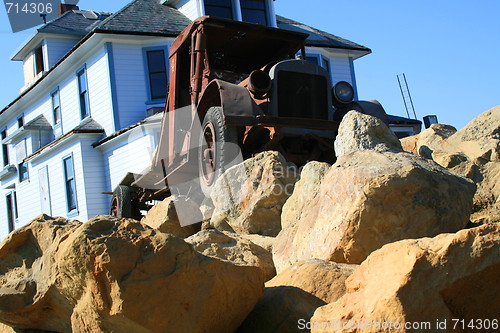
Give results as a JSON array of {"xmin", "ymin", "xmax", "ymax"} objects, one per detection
[{"xmin": 1, "ymin": 0, "xmax": 498, "ymax": 130}]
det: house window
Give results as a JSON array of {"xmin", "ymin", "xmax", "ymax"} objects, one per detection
[
  {"xmin": 17, "ymin": 115, "xmax": 24, "ymax": 128},
  {"xmin": 63, "ymin": 155, "xmax": 77, "ymax": 213},
  {"xmin": 205, "ymin": 0, "xmax": 234, "ymax": 19},
  {"xmin": 51, "ymin": 90, "xmax": 61, "ymax": 125},
  {"xmin": 77, "ymin": 68, "xmax": 90, "ymax": 119},
  {"xmin": 6, "ymin": 191, "xmax": 18, "ymax": 232},
  {"xmin": 306, "ymin": 54, "xmax": 332, "ymax": 80},
  {"xmin": 34, "ymin": 44, "xmax": 44, "ymax": 75},
  {"xmin": 1, "ymin": 130, "xmax": 8, "ymax": 167},
  {"xmin": 18, "ymin": 162, "xmax": 28, "ymax": 182},
  {"xmin": 240, "ymin": 0, "xmax": 268, "ymax": 25},
  {"xmin": 146, "ymin": 50, "xmax": 168, "ymax": 100}
]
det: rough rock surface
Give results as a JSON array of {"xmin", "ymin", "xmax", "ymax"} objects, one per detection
[
  {"xmin": 311, "ymin": 223, "xmax": 500, "ymax": 332},
  {"xmin": 140, "ymin": 196, "xmax": 199, "ymax": 238},
  {"xmin": 281, "ymin": 161, "xmax": 330, "ymax": 230},
  {"xmin": 209, "ymin": 151, "xmax": 299, "ymax": 236},
  {"xmin": 401, "ymin": 106, "xmax": 500, "ymax": 224},
  {"xmin": 238, "ymin": 260, "xmax": 357, "ymax": 333},
  {"xmin": 237, "ymin": 286, "xmax": 326, "ymax": 333},
  {"xmin": 266, "ymin": 259, "xmax": 357, "ymax": 303},
  {"xmin": 334, "ymin": 110, "xmax": 402, "ymax": 158},
  {"xmin": 186, "ymin": 229, "xmax": 276, "ymax": 281},
  {"xmin": 274, "ymin": 150, "xmax": 476, "ymax": 272},
  {"xmin": 0, "ymin": 215, "xmax": 264, "ymax": 332}
]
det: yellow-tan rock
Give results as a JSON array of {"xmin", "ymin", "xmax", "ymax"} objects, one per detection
[
  {"xmin": 210, "ymin": 151, "xmax": 299, "ymax": 236},
  {"xmin": 0, "ymin": 215, "xmax": 264, "ymax": 332},
  {"xmin": 274, "ymin": 150, "xmax": 476, "ymax": 272},
  {"xmin": 186, "ymin": 229, "xmax": 275, "ymax": 281},
  {"xmin": 140, "ymin": 195, "xmax": 200, "ymax": 238},
  {"xmin": 311, "ymin": 223, "xmax": 500, "ymax": 332},
  {"xmin": 266, "ymin": 259, "xmax": 357, "ymax": 303}
]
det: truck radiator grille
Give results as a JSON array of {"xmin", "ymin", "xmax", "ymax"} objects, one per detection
[{"xmin": 277, "ymin": 71, "xmax": 329, "ymax": 120}]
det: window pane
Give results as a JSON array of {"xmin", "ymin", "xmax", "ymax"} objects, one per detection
[
  {"xmin": 147, "ymin": 50, "xmax": 167, "ymax": 100},
  {"xmin": 67, "ymin": 180, "xmax": 77, "ymax": 211},
  {"xmin": 205, "ymin": 6, "xmax": 233, "ymax": 19},
  {"xmin": 205, "ymin": 0, "xmax": 232, "ymax": 6},
  {"xmin": 52, "ymin": 91, "xmax": 61, "ymax": 124},
  {"xmin": 147, "ymin": 50, "xmax": 166, "ymax": 73},
  {"xmin": 78, "ymin": 70, "xmax": 87, "ymax": 93},
  {"xmin": 241, "ymin": 9, "xmax": 267, "ymax": 24},
  {"xmin": 306, "ymin": 56, "xmax": 320, "ymax": 66},
  {"xmin": 241, "ymin": 0, "xmax": 266, "ymax": 10},
  {"xmin": 150, "ymin": 73, "xmax": 168, "ymax": 100},
  {"xmin": 64, "ymin": 157, "xmax": 74, "ymax": 179},
  {"xmin": 80, "ymin": 93, "xmax": 89, "ymax": 118}
]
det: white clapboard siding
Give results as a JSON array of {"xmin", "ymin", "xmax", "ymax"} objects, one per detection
[
  {"xmin": 58, "ymin": 73, "xmax": 81, "ymax": 134},
  {"xmin": 45, "ymin": 37, "xmax": 79, "ymax": 69},
  {"xmin": 329, "ymin": 54, "xmax": 354, "ymax": 86},
  {"xmin": 79, "ymin": 136, "xmax": 108, "ymax": 218},
  {"xmin": 101, "ymin": 127, "xmax": 158, "ymax": 193},
  {"xmin": 175, "ymin": 0, "xmax": 202, "ymax": 20},
  {"xmin": 86, "ymin": 47, "xmax": 114, "ymax": 135},
  {"xmin": 112, "ymin": 43, "xmax": 149, "ymax": 129}
]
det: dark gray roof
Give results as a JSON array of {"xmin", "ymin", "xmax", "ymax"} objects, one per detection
[
  {"xmin": 74, "ymin": 117, "xmax": 104, "ymax": 131},
  {"xmin": 96, "ymin": 0, "xmax": 192, "ymax": 36},
  {"xmin": 277, "ymin": 16, "xmax": 371, "ymax": 52},
  {"xmin": 37, "ymin": 10, "xmax": 111, "ymax": 36},
  {"xmin": 36, "ymin": 0, "xmax": 190, "ymax": 38}
]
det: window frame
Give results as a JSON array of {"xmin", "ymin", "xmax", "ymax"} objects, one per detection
[
  {"xmin": 63, "ymin": 153, "xmax": 78, "ymax": 216},
  {"xmin": 240, "ymin": 0, "xmax": 268, "ymax": 25},
  {"xmin": 18, "ymin": 161, "xmax": 29, "ymax": 182},
  {"xmin": 51, "ymin": 88, "xmax": 63, "ymax": 136},
  {"xmin": 1, "ymin": 128, "xmax": 8, "ymax": 167},
  {"xmin": 76, "ymin": 66, "xmax": 90, "ymax": 120},
  {"xmin": 143, "ymin": 47, "xmax": 169, "ymax": 104},
  {"xmin": 6, "ymin": 190, "xmax": 18, "ymax": 232},
  {"xmin": 204, "ymin": 0, "xmax": 236, "ymax": 20},
  {"xmin": 34, "ymin": 43, "xmax": 45, "ymax": 76},
  {"xmin": 305, "ymin": 52, "xmax": 332, "ymax": 82}
]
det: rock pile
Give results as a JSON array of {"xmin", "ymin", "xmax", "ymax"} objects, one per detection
[
  {"xmin": 0, "ymin": 107, "xmax": 498, "ymax": 332},
  {"xmin": 401, "ymin": 106, "xmax": 500, "ymax": 224}
]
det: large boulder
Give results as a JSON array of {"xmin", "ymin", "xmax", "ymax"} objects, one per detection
[
  {"xmin": 334, "ymin": 110, "xmax": 402, "ymax": 158},
  {"xmin": 274, "ymin": 150, "xmax": 476, "ymax": 272},
  {"xmin": 237, "ymin": 260, "xmax": 356, "ymax": 333},
  {"xmin": 401, "ymin": 106, "xmax": 500, "ymax": 224},
  {"xmin": 209, "ymin": 151, "xmax": 299, "ymax": 236},
  {"xmin": 237, "ymin": 286, "xmax": 326, "ymax": 333},
  {"xmin": 186, "ymin": 229, "xmax": 276, "ymax": 281},
  {"xmin": 140, "ymin": 196, "xmax": 200, "ymax": 238},
  {"xmin": 311, "ymin": 223, "xmax": 500, "ymax": 332},
  {"xmin": 266, "ymin": 259, "xmax": 357, "ymax": 303},
  {"xmin": 0, "ymin": 215, "xmax": 264, "ymax": 332},
  {"xmin": 281, "ymin": 161, "xmax": 330, "ymax": 230}
]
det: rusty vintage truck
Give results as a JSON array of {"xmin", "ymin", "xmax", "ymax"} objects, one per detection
[{"xmin": 109, "ymin": 16, "xmax": 388, "ymax": 219}]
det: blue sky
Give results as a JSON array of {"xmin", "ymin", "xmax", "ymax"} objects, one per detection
[{"xmin": 1, "ymin": 0, "xmax": 498, "ymax": 130}]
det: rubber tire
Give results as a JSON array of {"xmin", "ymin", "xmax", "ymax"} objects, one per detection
[
  {"xmin": 198, "ymin": 107, "xmax": 239, "ymax": 195},
  {"xmin": 110, "ymin": 185, "xmax": 133, "ymax": 218}
]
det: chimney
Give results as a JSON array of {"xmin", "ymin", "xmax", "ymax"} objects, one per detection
[{"xmin": 58, "ymin": 4, "xmax": 79, "ymax": 16}]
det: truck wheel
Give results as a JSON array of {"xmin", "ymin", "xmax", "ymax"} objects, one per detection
[
  {"xmin": 198, "ymin": 107, "xmax": 239, "ymax": 195},
  {"xmin": 110, "ymin": 185, "xmax": 133, "ymax": 218}
]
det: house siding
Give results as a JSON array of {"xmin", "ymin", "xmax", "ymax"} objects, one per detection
[
  {"xmin": 112, "ymin": 43, "xmax": 149, "ymax": 129},
  {"xmin": 86, "ymin": 47, "xmax": 114, "ymax": 135},
  {"xmin": 45, "ymin": 37, "xmax": 79, "ymax": 69},
  {"xmin": 100, "ymin": 126, "xmax": 159, "ymax": 193},
  {"xmin": 176, "ymin": 0, "xmax": 202, "ymax": 21}
]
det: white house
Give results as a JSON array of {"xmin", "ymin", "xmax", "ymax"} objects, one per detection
[{"xmin": 0, "ymin": 0, "xmax": 419, "ymax": 240}]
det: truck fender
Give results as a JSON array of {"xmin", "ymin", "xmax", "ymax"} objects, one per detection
[{"xmin": 196, "ymin": 79, "xmax": 264, "ymax": 124}]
